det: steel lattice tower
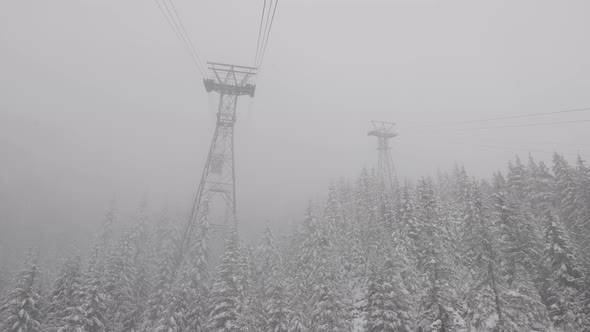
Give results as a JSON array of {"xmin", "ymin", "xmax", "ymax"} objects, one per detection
[
  {"xmin": 186, "ymin": 62, "xmax": 257, "ymax": 241},
  {"xmin": 368, "ymin": 121, "xmax": 398, "ymax": 192}
]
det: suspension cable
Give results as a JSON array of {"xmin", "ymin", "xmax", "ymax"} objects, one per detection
[
  {"xmin": 168, "ymin": 0, "xmax": 207, "ymax": 75},
  {"xmin": 254, "ymin": 0, "xmax": 268, "ymax": 66},
  {"xmin": 154, "ymin": 0, "xmax": 206, "ymax": 77}
]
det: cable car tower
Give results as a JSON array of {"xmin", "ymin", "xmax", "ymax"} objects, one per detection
[
  {"xmin": 368, "ymin": 121, "xmax": 398, "ymax": 192},
  {"xmin": 187, "ymin": 62, "xmax": 257, "ymax": 240}
]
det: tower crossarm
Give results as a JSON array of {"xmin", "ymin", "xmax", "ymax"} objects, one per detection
[
  {"xmin": 367, "ymin": 130, "xmax": 398, "ymax": 138},
  {"xmin": 203, "ymin": 62, "xmax": 257, "ymax": 97},
  {"xmin": 367, "ymin": 120, "xmax": 398, "ymax": 138}
]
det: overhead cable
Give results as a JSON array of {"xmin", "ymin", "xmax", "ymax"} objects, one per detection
[
  {"xmin": 254, "ymin": 0, "xmax": 268, "ymax": 66},
  {"xmin": 257, "ymin": 0, "xmax": 279, "ymax": 70},
  {"xmin": 168, "ymin": 0, "xmax": 207, "ymax": 74},
  {"xmin": 456, "ymin": 107, "xmax": 590, "ymax": 124},
  {"xmin": 257, "ymin": 0, "xmax": 274, "ymax": 68},
  {"xmin": 463, "ymin": 119, "xmax": 590, "ymax": 130},
  {"xmin": 154, "ymin": 0, "xmax": 206, "ymax": 77},
  {"xmin": 454, "ymin": 142, "xmax": 590, "ymax": 158},
  {"xmin": 402, "ymin": 106, "xmax": 590, "ymax": 129}
]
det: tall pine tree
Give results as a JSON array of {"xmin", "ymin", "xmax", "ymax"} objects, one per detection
[
  {"xmin": 206, "ymin": 225, "xmax": 248, "ymax": 332},
  {"xmin": 0, "ymin": 251, "xmax": 42, "ymax": 332}
]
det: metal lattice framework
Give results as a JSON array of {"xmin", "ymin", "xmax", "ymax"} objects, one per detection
[
  {"xmin": 368, "ymin": 120, "xmax": 398, "ymax": 192},
  {"xmin": 187, "ymin": 62, "xmax": 257, "ymax": 239}
]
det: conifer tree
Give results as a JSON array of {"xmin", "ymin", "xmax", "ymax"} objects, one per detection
[
  {"xmin": 125, "ymin": 249, "xmax": 151, "ymax": 330},
  {"xmin": 364, "ymin": 248, "xmax": 413, "ymax": 332},
  {"xmin": 336, "ymin": 178, "xmax": 356, "ymax": 229},
  {"xmin": 575, "ymin": 155, "xmax": 590, "ymax": 220},
  {"xmin": 526, "ymin": 158, "xmax": 555, "ymax": 214},
  {"xmin": 415, "ymin": 178, "xmax": 463, "ymax": 332},
  {"xmin": 452, "ymin": 165, "xmax": 469, "ymax": 205},
  {"xmin": 58, "ymin": 260, "xmax": 108, "ymax": 332},
  {"xmin": 122, "ymin": 201, "xmax": 153, "ymax": 332},
  {"xmin": 325, "ymin": 184, "xmax": 345, "ymax": 236},
  {"xmin": 257, "ymin": 225, "xmax": 290, "ymax": 332},
  {"xmin": 142, "ymin": 253, "xmax": 175, "ymax": 331},
  {"xmin": 308, "ymin": 212, "xmax": 349, "ymax": 332},
  {"xmin": 43, "ymin": 256, "xmax": 82, "ymax": 330},
  {"xmin": 356, "ymin": 169, "xmax": 379, "ymax": 245},
  {"xmin": 310, "ymin": 272, "xmax": 349, "ymax": 332},
  {"xmin": 461, "ymin": 180, "xmax": 502, "ymax": 330},
  {"xmin": 185, "ymin": 204, "xmax": 211, "ymax": 332},
  {"xmin": 0, "ymin": 251, "xmax": 42, "ymax": 332},
  {"xmin": 574, "ymin": 155, "xmax": 590, "ymax": 268},
  {"xmin": 237, "ymin": 244, "xmax": 262, "ymax": 330},
  {"xmin": 154, "ymin": 209, "xmax": 173, "ymax": 254},
  {"xmin": 264, "ymin": 273, "xmax": 290, "ymax": 332},
  {"xmin": 206, "ymin": 225, "xmax": 248, "ymax": 332},
  {"xmin": 153, "ymin": 276, "xmax": 191, "ymax": 332},
  {"xmin": 399, "ymin": 184, "xmax": 419, "ymax": 244},
  {"xmin": 492, "ymin": 181, "xmax": 542, "ymax": 284},
  {"xmin": 506, "ymin": 156, "xmax": 528, "ymax": 201},
  {"xmin": 288, "ymin": 203, "xmax": 318, "ymax": 330},
  {"xmin": 542, "ymin": 211, "xmax": 588, "ymax": 330},
  {"xmin": 97, "ymin": 204, "xmax": 116, "ymax": 258},
  {"xmin": 0, "ymin": 268, "xmax": 7, "ymax": 298},
  {"xmin": 415, "ymin": 178, "xmax": 441, "ymax": 266},
  {"xmin": 552, "ymin": 153, "xmax": 580, "ymax": 231},
  {"xmin": 466, "ymin": 180, "xmax": 549, "ymax": 331},
  {"xmin": 106, "ymin": 231, "xmax": 137, "ymax": 330},
  {"xmin": 377, "ymin": 187, "xmax": 396, "ymax": 239}
]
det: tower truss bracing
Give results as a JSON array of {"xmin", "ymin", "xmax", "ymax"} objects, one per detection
[
  {"xmin": 368, "ymin": 120, "xmax": 398, "ymax": 192},
  {"xmin": 185, "ymin": 62, "xmax": 257, "ymax": 244}
]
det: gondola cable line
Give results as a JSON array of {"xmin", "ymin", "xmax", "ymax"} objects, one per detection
[
  {"xmin": 401, "ymin": 106, "xmax": 590, "ymax": 129},
  {"xmin": 154, "ymin": 0, "xmax": 206, "ymax": 77}
]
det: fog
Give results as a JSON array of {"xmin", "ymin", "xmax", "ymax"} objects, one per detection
[{"xmin": 2, "ymin": 0, "xmax": 590, "ymax": 257}]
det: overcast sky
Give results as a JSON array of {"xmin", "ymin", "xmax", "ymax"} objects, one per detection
[{"xmin": 1, "ymin": 0, "xmax": 590, "ymax": 251}]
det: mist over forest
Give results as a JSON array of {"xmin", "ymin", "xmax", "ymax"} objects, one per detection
[{"xmin": 2, "ymin": 1, "xmax": 590, "ymax": 331}]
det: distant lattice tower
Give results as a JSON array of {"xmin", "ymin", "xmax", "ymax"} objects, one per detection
[
  {"xmin": 181, "ymin": 62, "xmax": 257, "ymax": 251},
  {"xmin": 368, "ymin": 121, "xmax": 398, "ymax": 192}
]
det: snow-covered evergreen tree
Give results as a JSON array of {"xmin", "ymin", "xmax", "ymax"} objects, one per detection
[
  {"xmin": 142, "ymin": 258, "xmax": 175, "ymax": 331},
  {"xmin": 288, "ymin": 204, "xmax": 318, "ymax": 331},
  {"xmin": 106, "ymin": 231, "xmax": 137, "ymax": 330},
  {"xmin": 574, "ymin": 155, "xmax": 590, "ymax": 270},
  {"xmin": 553, "ymin": 153, "xmax": 581, "ymax": 233},
  {"xmin": 206, "ymin": 225, "xmax": 248, "ymax": 332},
  {"xmin": 43, "ymin": 256, "xmax": 82, "ymax": 330},
  {"xmin": 0, "ymin": 268, "xmax": 7, "ymax": 299},
  {"xmin": 492, "ymin": 177, "xmax": 543, "ymax": 283},
  {"xmin": 414, "ymin": 178, "xmax": 463, "ymax": 332},
  {"xmin": 462, "ymin": 180, "xmax": 503, "ymax": 331},
  {"xmin": 0, "ymin": 251, "xmax": 42, "ymax": 332},
  {"xmin": 256, "ymin": 225, "xmax": 290, "ymax": 332},
  {"xmin": 364, "ymin": 248, "xmax": 413, "ymax": 332},
  {"xmin": 308, "ymin": 211, "xmax": 350, "ymax": 331},
  {"xmin": 399, "ymin": 184, "xmax": 419, "ymax": 244},
  {"xmin": 325, "ymin": 184, "xmax": 346, "ymax": 237},
  {"xmin": 153, "ymin": 277, "xmax": 191, "ymax": 332},
  {"xmin": 185, "ymin": 205, "xmax": 212, "ymax": 331},
  {"xmin": 506, "ymin": 156, "xmax": 528, "ymax": 201},
  {"xmin": 141, "ymin": 227, "xmax": 178, "ymax": 330},
  {"xmin": 525, "ymin": 156, "xmax": 556, "ymax": 214},
  {"xmin": 542, "ymin": 211, "xmax": 588, "ymax": 330},
  {"xmin": 57, "ymin": 249, "xmax": 108, "ymax": 332}
]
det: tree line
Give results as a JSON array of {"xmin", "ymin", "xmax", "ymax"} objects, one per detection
[{"xmin": 1, "ymin": 152, "xmax": 590, "ymax": 331}]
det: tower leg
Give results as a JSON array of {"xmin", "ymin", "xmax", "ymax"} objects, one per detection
[{"xmin": 177, "ymin": 61, "xmax": 256, "ymax": 270}]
